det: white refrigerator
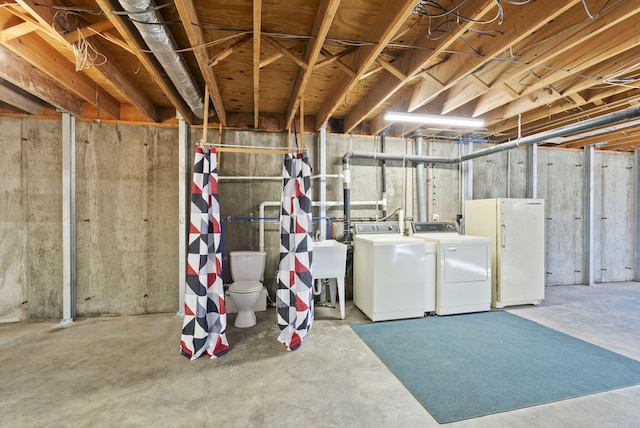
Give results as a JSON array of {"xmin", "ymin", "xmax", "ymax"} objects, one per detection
[{"xmin": 464, "ymin": 198, "xmax": 545, "ymax": 308}]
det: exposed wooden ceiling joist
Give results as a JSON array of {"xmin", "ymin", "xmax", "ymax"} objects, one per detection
[
  {"xmin": 252, "ymin": 0, "xmax": 261, "ymax": 129},
  {"xmin": 285, "ymin": 0, "xmax": 341, "ymax": 130},
  {"xmin": 174, "ymin": 0, "xmax": 227, "ymax": 126},
  {"xmin": 13, "ymin": 0, "xmax": 152, "ymax": 120},
  {"xmin": 314, "ymin": 0, "xmax": 420, "ymax": 128},
  {"xmin": 0, "ymin": 78, "xmax": 44, "ymax": 115},
  {"xmin": 2, "ymin": 0, "xmax": 640, "ymax": 151},
  {"xmin": 0, "ymin": 44, "xmax": 83, "ymax": 116},
  {"xmin": 93, "ymin": 0, "xmax": 195, "ymax": 124}
]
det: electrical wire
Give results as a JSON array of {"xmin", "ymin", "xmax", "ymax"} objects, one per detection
[
  {"xmin": 52, "ymin": 9, "xmax": 107, "ymax": 71},
  {"xmin": 72, "ymin": 31, "xmax": 107, "ymax": 70},
  {"xmin": 33, "ymin": 3, "xmax": 103, "ymax": 14}
]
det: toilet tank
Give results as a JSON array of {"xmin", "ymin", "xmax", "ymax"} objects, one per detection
[{"xmin": 230, "ymin": 251, "xmax": 267, "ymax": 281}]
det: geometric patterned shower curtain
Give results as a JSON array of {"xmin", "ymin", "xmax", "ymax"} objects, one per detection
[
  {"xmin": 276, "ymin": 152, "xmax": 314, "ymax": 351},
  {"xmin": 180, "ymin": 147, "xmax": 229, "ymax": 360}
]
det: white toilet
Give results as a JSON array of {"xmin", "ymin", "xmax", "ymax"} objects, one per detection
[{"xmin": 228, "ymin": 251, "xmax": 266, "ymax": 328}]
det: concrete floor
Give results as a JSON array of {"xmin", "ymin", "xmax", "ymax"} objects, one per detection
[{"xmin": 1, "ymin": 283, "xmax": 640, "ymax": 427}]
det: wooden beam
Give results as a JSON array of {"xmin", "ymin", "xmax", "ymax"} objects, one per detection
[
  {"xmin": 375, "ymin": 57, "xmax": 407, "ymax": 81},
  {"xmin": 63, "ymin": 20, "xmax": 115, "ymax": 44},
  {"xmin": 13, "ymin": 0, "xmax": 161, "ymax": 122},
  {"xmin": 264, "ymin": 36, "xmax": 308, "ymax": 70},
  {"xmin": 469, "ymin": 73, "xmax": 490, "ymax": 90},
  {"xmin": 207, "ymin": 34, "xmax": 252, "ymax": 68},
  {"xmin": 0, "ymin": 78, "xmax": 43, "ymax": 115},
  {"xmin": 0, "ymin": 20, "xmax": 36, "ymax": 41},
  {"xmin": 175, "ymin": 0, "xmax": 227, "ymax": 125},
  {"xmin": 316, "ymin": 0, "xmax": 419, "ymax": 129},
  {"xmin": 321, "ymin": 48, "xmax": 355, "ymax": 77},
  {"xmin": 408, "ymin": 0, "xmax": 581, "ymax": 114},
  {"xmin": 259, "ymin": 41, "xmax": 307, "ymax": 68},
  {"xmin": 497, "ymin": 90, "xmax": 640, "ymax": 140},
  {"xmin": 253, "ymin": 0, "xmax": 262, "ymax": 129},
  {"xmin": 346, "ymin": 0, "xmax": 498, "ymax": 134},
  {"xmin": 408, "ymin": 73, "xmax": 444, "ymax": 112},
  {"xmin": 0, "ymin": 24, "xmax": 121, "ymax": 119},
  {"xmin": 93, "ymin": 0, "xmax": 195, "ymax": 123},
  {"xmin": 285, "ymin": 0, "xmax": 341, "ymax": 130},
  {"xmin": 484, "ymin": 36, "xmax": 640, "ymax": 126},
  {"xmin": 468, "ymin": 1, "xmax": 640, "ymax": 117},
  {"xmin": 502, "ymin": 83, "xmax": 520, "ymax": 99},
  {"xmin": 313, "ymin": 46, "xmax": 356, "ymax": 70},
  {"xmin": 360, "ymin": 65, "xmax": 384, "ymax": 80},
  {"xmin": 0, "ymin": 45, "xmax": 83, "ymax": 116}
]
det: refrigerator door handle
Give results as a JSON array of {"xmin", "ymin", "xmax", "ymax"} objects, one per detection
[{"xmin": 501, "ymin": 224, "xmax": 506, "ymax": 247}]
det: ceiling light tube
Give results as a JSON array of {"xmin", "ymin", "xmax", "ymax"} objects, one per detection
[{"xmin": 385, "ymin": 112, "xmax": 484, "ymax": 128}]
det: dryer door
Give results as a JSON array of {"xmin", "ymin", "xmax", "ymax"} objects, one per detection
[{"xmin": 442, "ymin": 243, "xmax": 489, "ymax": 283}]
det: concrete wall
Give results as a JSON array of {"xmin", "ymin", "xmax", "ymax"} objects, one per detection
[
  {"xmin": 593, "ymin": 152, "xmax": 635, "ymax": 283},
  {"xmin": 472, "ymin": 145, "xmax": 528, "ymax": 199},
  {"xmin": 0, "ymin": 117, "xmax": 178, "ymax": 321},
  {"xmin": 1, "ymin": 118, "xmax": 31, "ymax": 322},
  {"xmin": 0, "ymin": 116, "xmax": 637, "ymax": 321},
  {"xmin": 74, "ymin": 123, "xmax": 178, "ymax": 317},
  {"xmin": 472, "ymin": 145, "xmax": 634, "ymax": 286},
  {"xmin": 0, "ymin": 118, "xmax": 63, "ymax": 321}
]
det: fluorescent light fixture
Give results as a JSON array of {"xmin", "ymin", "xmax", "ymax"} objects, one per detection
[{"xmin": 384, "ymin": 112, "xmax": 484, "ymax": 128}]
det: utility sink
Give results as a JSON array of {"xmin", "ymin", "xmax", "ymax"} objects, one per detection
[
  {"xmin": 312, "ymin": 239, "xmax": 347, "ymax": 279},
  {"xmin": 312, "ymin": 239, "xmax": 348, "ymax": 320}
]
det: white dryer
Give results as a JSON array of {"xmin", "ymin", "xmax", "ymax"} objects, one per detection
[
  {"xmin": 411, "ymin": 222, "xmax": 491, "ymax": 316},
  {"xmin": 353, "ymin": 222, "xmax": 426, "ymax": 321}
]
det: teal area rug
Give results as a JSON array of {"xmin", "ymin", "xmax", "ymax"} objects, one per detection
[{"xmin": 351, "ymin": 311, "xmax": 640, "ymax": 424}]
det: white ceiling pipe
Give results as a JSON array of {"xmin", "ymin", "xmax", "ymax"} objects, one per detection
[{"xmin": 118, "ymin": 0, "xmax": 206, "ymax": 118}]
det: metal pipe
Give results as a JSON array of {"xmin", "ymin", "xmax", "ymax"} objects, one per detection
[
  {"xmin": 343, "ymin": 151, "xmax": 457, "ymax": 164},
  {"xmin": 259, "ymin": 198, "xmax": 385, "ymax": 251},
  {"xmin": 319, "ymin": 123, "xmax": 328, "ymax": 240},
  {"xmin": 506, "ymin": 149, "xmax": 511, "ymax": 198},
  {"xmin": 380, "ymin": 132, "xmax": 388, "ymax": 217},
  {"xmin": 344, "ymin": 104, "xmax": 640, "ymax": 167},
  {"xmin": 415, "ymin": 135, "xmax": 427, "ymax": 221},
  {"xmin": 343, "ymin": 157, "xmax": 352, "ymax": 243},
  {"xmin": 117, "ymin": 0, "xmax": 206, "ymax": 118},
  {"xmin": 460, "ymin": 104, "xmax": 640, "ymax": 162},
  {"xmin": 527, "ymin": 144, "xmax": 538, "ymax": 198}
]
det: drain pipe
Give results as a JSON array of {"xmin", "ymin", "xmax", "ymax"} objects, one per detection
[
  {"xmin": 118, "ymin": 0, "xmax": 206, "ymax": 118},
  {"xmin": 415, "ymin": 135, "xmax": 427, "ymax": 221},
  {"xmin": 343, "ymin": 157, "xmax": 352, "ymax": 243},
  {"xmin": 380, "ymin": 132, "xmax": 388, "ymax": 218}
]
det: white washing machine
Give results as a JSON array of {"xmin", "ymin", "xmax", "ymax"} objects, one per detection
[
  {"xmin": 411, "ymin": 222, "xmax": 491, "ymax": 316},
  {"xmin": 353, "ymin": 222, "xmax": 426, "ymax": 322}
]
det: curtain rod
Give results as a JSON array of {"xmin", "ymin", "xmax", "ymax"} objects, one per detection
[{"xmin": 204, "ymin": 143, "xmax": 307, "ymax": 155}]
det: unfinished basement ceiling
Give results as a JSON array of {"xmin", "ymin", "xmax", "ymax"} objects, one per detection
[{"xmin": 1, "ymin": 0, "xmax": 640, "ymax": 151}]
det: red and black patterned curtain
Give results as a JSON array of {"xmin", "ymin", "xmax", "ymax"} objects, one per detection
[
  {"xmin": 180, "ymin": 147, "xmax": 229, "ymax": 360},
  {"xmin": 276, "ymin": 152, "xmax": 314, "ymax": 351}
]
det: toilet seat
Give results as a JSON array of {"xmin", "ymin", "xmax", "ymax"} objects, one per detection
[{"xmin": 229, "ymin": 281, "xmax": 263, "ymax": 294}]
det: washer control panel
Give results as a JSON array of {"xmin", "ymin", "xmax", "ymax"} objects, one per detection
[
  {"xmin": 412, "ymin": 222, "xmax": 458, "ymax": 233},
  {"xmin": 353, "ymin": 222, "xmax": 401, "ymax": 235}
]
